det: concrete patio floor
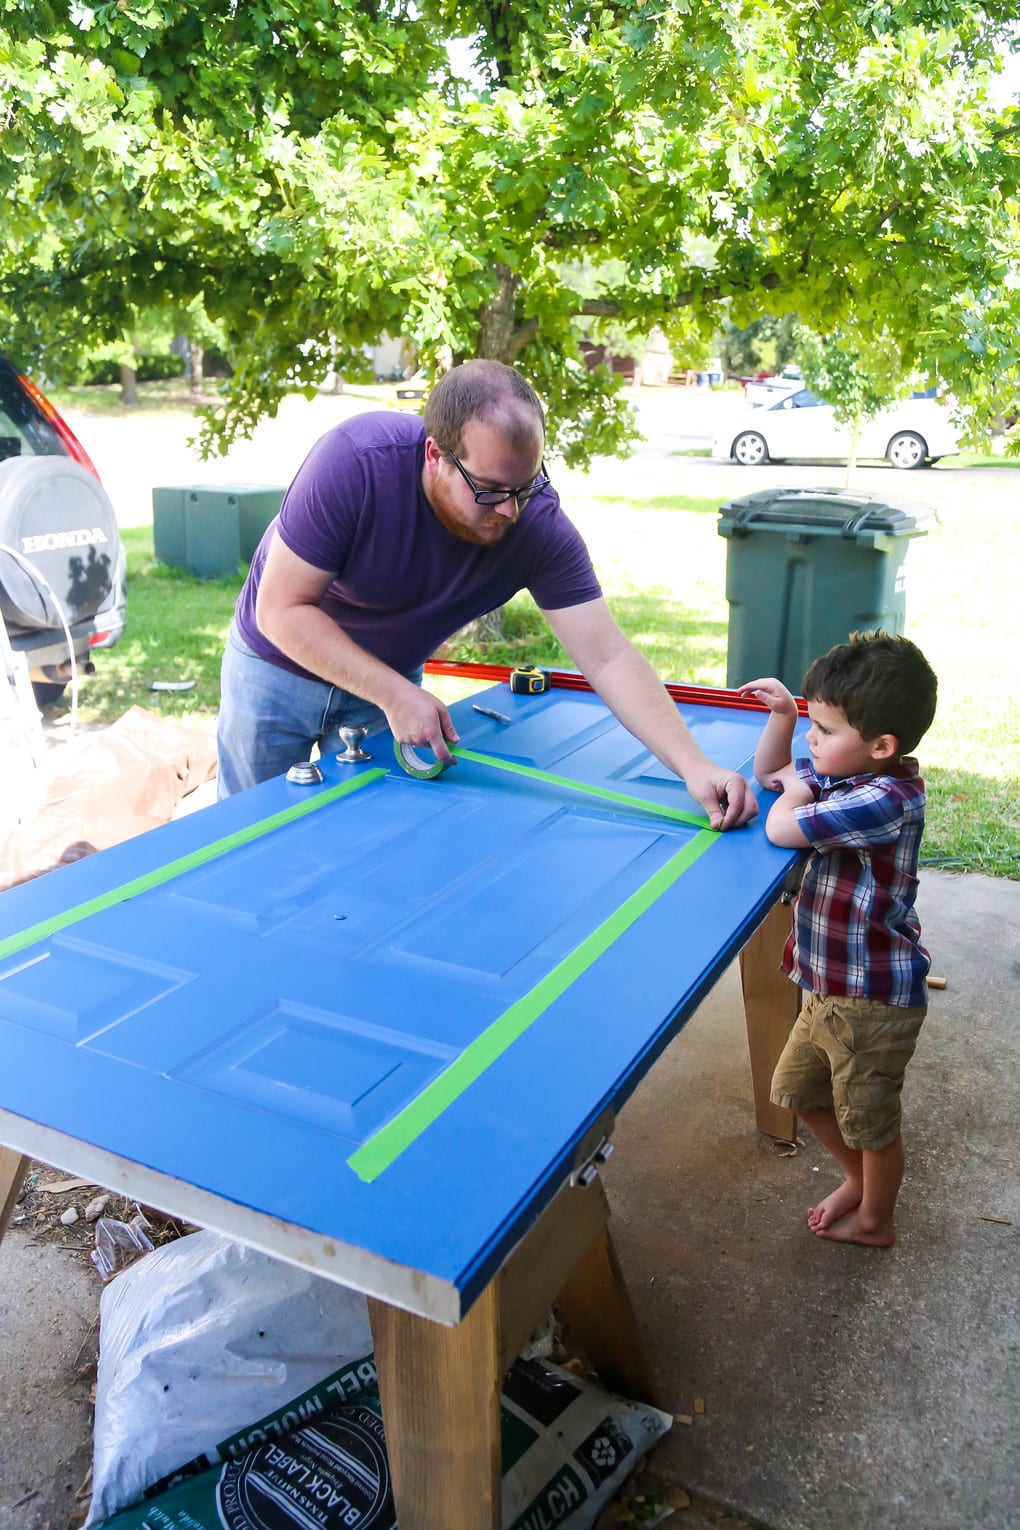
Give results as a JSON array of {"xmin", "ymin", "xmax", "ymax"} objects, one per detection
[
  {"xmin": 606, "ymin": 867, "xmax": 1019, "ymax": 1529},
  {"xmin": 0, "ymin": 868, "xmax": 1016, "ymax": 1529}
]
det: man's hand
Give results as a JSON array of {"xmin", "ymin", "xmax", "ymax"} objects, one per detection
[
  {"xmin": 384, "ymin": 682, "xmax": 460, "ymax": 765},
  {"xmin": 684, "ymin": 764, "xmax": 759, "ymax": 832},
  {"xmin": 542, "ymin": 601, "xmax": 761, "ymax": 832},
  {"xmin": 737, "ymin": 677, "xmax": 799, "ymax": 719}
]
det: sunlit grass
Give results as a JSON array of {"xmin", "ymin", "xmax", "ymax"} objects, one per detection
[
  {"xmin": 947, "ymin": 451, "xmax": 1019, "ymax": 469},
  {"xmin": 75, "ymin": 529, "xmax": 240, "ymax": 722},
  {"xmin": 65, "ymin": 473, "xmax": 1019, "ymax": 878}
]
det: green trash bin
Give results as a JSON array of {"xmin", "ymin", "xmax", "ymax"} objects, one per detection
[
  {"xmin": 718, "ymin": 487, "xmax": 934, "ymax": 694},
  {"xmin": 152, "ymin": 484, "xmax": 286, "ymax": 579}
]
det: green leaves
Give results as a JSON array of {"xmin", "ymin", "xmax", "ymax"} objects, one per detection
[{"xmin": 2, "ymin": 1, "xmax": 1018, "ymax": 461}]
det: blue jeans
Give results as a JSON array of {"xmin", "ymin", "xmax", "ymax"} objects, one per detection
[{"xmin": 216, "ymin": 622, "xmax": 422, "ymax": 797}]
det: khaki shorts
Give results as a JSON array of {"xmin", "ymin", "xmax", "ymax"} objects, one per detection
[{"xmin": 770, "ymin": 992, "xmax": 926, "ymax": 1151}]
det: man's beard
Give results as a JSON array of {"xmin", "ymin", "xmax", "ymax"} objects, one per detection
[{"xmin": 428, "ymin": 479, "xmax": 518, "ymax": 546}]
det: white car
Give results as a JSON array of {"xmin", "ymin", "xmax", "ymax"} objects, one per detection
[
  {"xmin": 741, "ymin": 367, "xmax": 803, "ymax": 405},
  {"xmin": 715, "ymin": 387, "xmax": 960, "ymax": 470}
]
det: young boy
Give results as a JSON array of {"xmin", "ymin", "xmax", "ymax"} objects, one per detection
[{"xmin": 738, "ymin": 631, "xmax": 938, "ymax": 1248}]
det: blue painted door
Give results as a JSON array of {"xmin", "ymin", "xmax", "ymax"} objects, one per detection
[{"xmin": 0, "ymin": 688, "xmax": 800, "ymax": 1318}]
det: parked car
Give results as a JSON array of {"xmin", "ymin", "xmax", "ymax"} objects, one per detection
[
  {"xmin": 391, "ymin": 368, "xmax": 428, "ymax": 409},
  {"xmin": 741, "ymin": 366, "xmax": 804, "ymax": 405},
  {"xmin": 714, "ymin": 387, "xmax": 960, "ymax": 469},
  {"xmin": 0, "ymin": 355, "xmax": 126, "ymax": 705}
]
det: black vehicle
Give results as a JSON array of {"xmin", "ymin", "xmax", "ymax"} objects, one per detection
[{"xmin": 0, "ymin": 355, "xmax": 126, "ymax": 705}]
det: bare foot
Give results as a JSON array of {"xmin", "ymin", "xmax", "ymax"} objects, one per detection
[
  {"xmin": 807, "ymin": 1180, "xmax": 862, "ymax": 1231},
  {"xmin": 815, "ymin": 1208, "xmax": 895, "ymax": 1247}
]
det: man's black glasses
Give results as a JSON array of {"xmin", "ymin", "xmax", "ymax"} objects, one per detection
[{"xmin": 447, "ymin": 452, "xmax": 550, "ymax": 507}]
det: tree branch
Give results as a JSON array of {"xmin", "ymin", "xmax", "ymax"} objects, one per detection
[{"xmin": 577, "ymin": 271, "xmax": 781, "ymax": 318}]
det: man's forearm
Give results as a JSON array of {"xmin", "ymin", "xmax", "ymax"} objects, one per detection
[
  {"xmin": 257, "ymin": 600, "xmax": 410, "ymax": 710},
  {"xmin": 585, "ymin": 642, "xmax": 710, "ymax": 779}
]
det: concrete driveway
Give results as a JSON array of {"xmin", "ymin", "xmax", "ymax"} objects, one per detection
[{"xmin": 63, "ymin": 388, "xmax": 371, "ymax": 530}]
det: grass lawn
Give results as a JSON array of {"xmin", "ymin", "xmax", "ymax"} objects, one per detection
[
  {"xmin": 949, "ymin": 450, "xmax": 1020, "ymax": 469},
  {"xmin": 60, "ymin": 462, "xmax": 1018, "ymax": 880}
]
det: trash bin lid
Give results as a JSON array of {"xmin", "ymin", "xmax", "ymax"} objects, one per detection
[{"xmin": 718, "ymin": 486, "xmax": 935, "ymax": 538}]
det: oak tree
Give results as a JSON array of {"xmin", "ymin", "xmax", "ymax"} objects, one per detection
[{"xmin": 1, "ymin": 2, "xmax": 1017, "ymax": 460}]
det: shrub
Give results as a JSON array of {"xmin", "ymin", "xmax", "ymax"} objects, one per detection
[{"xmin": 83, "ymin": 353, "xmax": 186, "ymax": 384}]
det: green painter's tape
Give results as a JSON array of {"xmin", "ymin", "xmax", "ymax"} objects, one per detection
[
  {"xmin": 347, "ymin": 826, "xmax": 718, "ymax": 1183},
  {"xmin": 450, "ymin": 746, "xmax": 710, "ymax": 829},
  {"xmin": 0, "ymin": 770, "xmax": 387, "ymax": 963},
  {"xmin": 392, "ymin": 739, "xmax": 450, "ymax": 779}
]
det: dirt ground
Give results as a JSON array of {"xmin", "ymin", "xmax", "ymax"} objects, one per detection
[
  {"xmin": 2, "ymin": 1163, "xmax": 196, "ymax": 1530},
  {"xmin": 11, "ymin": 1162, "xmax": 194, "ymax": 1271}
]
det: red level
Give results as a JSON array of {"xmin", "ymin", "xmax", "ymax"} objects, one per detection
[{"xmin": 422, "ymin": 659, "xmax": 810, "ymax": 716}]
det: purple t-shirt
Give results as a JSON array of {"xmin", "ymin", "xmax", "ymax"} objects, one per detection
[{"xmin": 235, "ymin": 411, "xmax": 601, "ymax": 679}]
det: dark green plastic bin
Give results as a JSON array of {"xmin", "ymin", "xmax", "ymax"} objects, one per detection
[
  {"xmin": 718, "ymin": 487, "xmax": 934, "ymax": 694},
  {"xmin": 152, "ymin": 484, "xmax": 286, "ymax": 579}
]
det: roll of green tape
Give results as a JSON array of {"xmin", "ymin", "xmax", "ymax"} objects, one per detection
[{"xmin": 392, "ymin": 739, "xmax": 451, "ymax": 779}]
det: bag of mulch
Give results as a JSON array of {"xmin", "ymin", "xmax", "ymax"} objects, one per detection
[
  {"xmin": 87, "ymin": 1231, "xmax": 376, "ymax": 1525},
  {"xmin": 94, "ymin": 1359, "xmax": 671, "ymax": 1530}
]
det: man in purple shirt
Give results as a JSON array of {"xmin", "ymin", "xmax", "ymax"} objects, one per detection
[{"xmin": 217, "ymin": 360, "xmax": 757, "ymax": 830}]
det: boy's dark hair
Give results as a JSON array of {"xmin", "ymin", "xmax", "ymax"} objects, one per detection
[
  {"xmin": 423, "ymin": 359, "xmax": 545, "ymax": 458},
  {"xmin": 802, "ymin": 630, "xmax": 937, "ymax": 754}
]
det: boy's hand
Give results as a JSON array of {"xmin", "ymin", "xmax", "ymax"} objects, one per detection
[
  {"xmin": 737, "ymin": 677, "xmax": 799, "ymax": 718},
  {"xmin": 741, "ymin": 678, "xmax": 800, "ymax": 793}
]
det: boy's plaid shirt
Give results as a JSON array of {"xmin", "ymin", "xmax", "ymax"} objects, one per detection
[{"xmin": 784, "ymin": 757, "xmax": 930, "ymax": 1009}]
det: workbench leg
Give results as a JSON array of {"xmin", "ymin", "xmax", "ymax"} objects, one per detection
[
  {"xmin": 739, "ymin": 898, "xmax": 801, "ymax": 1141},
  {"xmin": 369, "ymin": 1280, "xmax": 502, "ymax": 1530},
  {"xmin": 556, "ymin": 1220, "xmax": 663, "ymax": 1409},
  {"xmin": 0, "ymin": 1149, "xmax": 30, "ymax": 1244}
]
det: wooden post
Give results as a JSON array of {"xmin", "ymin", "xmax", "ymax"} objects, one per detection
[
  {"xmin": 500, "ymin": 1178, "xmax": 609, "ymax": 1372},
  {"xmin": 556, "ymin": 1221, "xmax": 662, "ymax": 1408},
  {"xmin": 367, "ymin": 1175, "xmax": 655, "ymax": 1529},
  {"xmin": 370, "ymin": 1280, "xmax": 502, "ymax": 1530},
  {"xmin": 739, "ymin": 898, "xmax": 800, "ymax": 1141},
  {"xmin": 0, "ymin": 1148, "xmax": 30, "ymax": 1242}
]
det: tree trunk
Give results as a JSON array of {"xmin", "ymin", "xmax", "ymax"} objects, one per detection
[
  {"xmin": 188, "ymin": 342, "xmax": 204, "ymax": 396},
  {"xmin": 470, "ymin": 262, "xmax": 539, "ymax": 643},
  {"xmin": 119, "ymin": 365, "xmax": 138, "ymax": 406},
  {"xmin": 454, "ymin": 610, "xmax": 506, "ymax": 644},
  {"xmin": 477, "ymin": 264, "xmax": 538, "ymax": 363},
  {"xmin": 844, "ymin": 422, "xmax": 860, "ymax": 486}
]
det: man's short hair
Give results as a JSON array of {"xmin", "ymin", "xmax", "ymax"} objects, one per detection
[
  {"xmin": 423, "ymin": 360, "xmax": 545, "ymax": 458},
  {"xmin": 802, "ymin": 630, "xmax": 937, "ymax": 754}
]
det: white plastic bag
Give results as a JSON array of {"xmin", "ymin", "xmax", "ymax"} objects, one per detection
[{"xmin": 87, "ymin": 1230, "xmax": 374, "ymax": 1525}]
